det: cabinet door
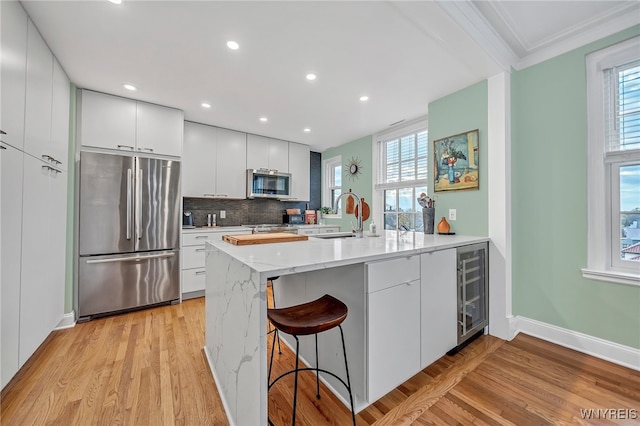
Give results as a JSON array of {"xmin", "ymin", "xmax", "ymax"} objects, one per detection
[
  {"xmin": 19, "ymin": 155, "xmax": 64, "ymax": 366},
  {"xmin": 0, "ymin": 0, "xmax": 28, "ymax": 150},
  {"xmin": 246, "ymin": 134, "xmax": 270, "ymax": 170},
  {"xmin": 136, "ymin": 101, "xmax": 183, "ymax": 157},
  {"xmin": 216, "ymin": 127, "xmax": 246, "ymax": 198},
  {"xmin": 269, "ymin": 138, "xmax": 289, "ymax": 172},
  {"xmin": 50, "ymin": 58, "xmax": 70, "ymax": 170},
  {"xmin": 1, "ymin": 143, "xmax": 23, "ymax": 388},
  {"xmin": 367, "ymin": 280, "xmax": 420, "ymax": 403},
  {"xmin": 420, "ymin": 249, "xmax": 457, "ymax": 368},
  {"xmin": 288, "ymin": 142, "xmax": 310, "ymax": 201},
  {"xmin": 78, "ymin": 90, "xmax": 136, "ymax": 151},
  {"xmin": 23, "ymin": 19, "xmax": 53, "ymax": 159},
  {"xmin": 182, "ymin": 122, "xmax": 216, "ymax": 197}
]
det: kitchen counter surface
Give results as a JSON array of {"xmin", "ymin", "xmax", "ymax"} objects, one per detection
[
  {"xmin": 204, "ymin": 230, "xmax": 489, "ymax": 425},
  {"xmin": 206, "ymin": 230, "xmax": 487, "ymax": 276}
]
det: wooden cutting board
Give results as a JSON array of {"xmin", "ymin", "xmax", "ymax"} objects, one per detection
[{"xmin": 222, "ymin": 232, "xmax": 309, "ymax": 245}]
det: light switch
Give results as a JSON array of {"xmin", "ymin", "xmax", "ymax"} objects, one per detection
[
  {"xmin": 220, "ymin": 210, "xmax": 226, "ymax": 219},
  {"xmin": 449, "ymin": 209, "xmax": 456, "ymax": 220}
]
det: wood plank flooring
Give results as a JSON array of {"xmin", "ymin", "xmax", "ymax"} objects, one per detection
[{"xmin": 1, "ymin": 298, "xmax": 638, "ymax": 425}]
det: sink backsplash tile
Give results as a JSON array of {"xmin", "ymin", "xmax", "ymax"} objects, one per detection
[{"xmin": 183, "ymin": 198, "xmax": 308, "ymax": 227}]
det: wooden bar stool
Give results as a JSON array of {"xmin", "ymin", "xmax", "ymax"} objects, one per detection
[{"xmin": 267, "ymin": 294, "xmax": 356, "ymax": 426}]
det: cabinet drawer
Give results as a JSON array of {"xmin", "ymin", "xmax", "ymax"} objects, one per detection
[
  {"xmin": 367, "ymin": 256, "xmax": 419, "ymax": 293},
  {"xmin": 297, "ymin": 228, "xmax": 315, "ymax": 235},
  {"xmin": 319, "ymin": 227, "xmax": 340, "ymax": 233},
  {"xmin": 183, "ymin": 232, "xmax": 215, "ymax": 246},
  {"xmin": 182, "ymin": 268, "xmax": 206, "ymax": 293},
  {"xmin": 182, "ymin": 244, "xmax": 206, "ymax": 269}
]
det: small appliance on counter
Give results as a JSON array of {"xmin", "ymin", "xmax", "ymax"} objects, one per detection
[
  {"xmin": 283, "ymin": 213, "xmax": 305, "ymax": 224},
  {"xmin": 183, "ymin": 211, "xmax": 194, "ymax": 228}
]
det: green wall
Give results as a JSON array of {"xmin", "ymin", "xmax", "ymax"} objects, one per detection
[
  {"xmin": 427, "ymin": 80, "xmax": 489, "ymax": 236},
  {"xmin": 321, "ymin": 135, "xmax": 373, "ymax": 232},
  {"xmin": 511, "ymin": 26, "xmax": 640, "ymax": 348}
]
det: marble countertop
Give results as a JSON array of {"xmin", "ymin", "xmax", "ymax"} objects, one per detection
[{"xmin": 206, "ymin": 230, "xmax": 488, "ymax": 276}]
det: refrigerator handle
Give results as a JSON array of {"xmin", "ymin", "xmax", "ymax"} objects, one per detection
[
  {"xmin": 136, "ymin": 168, "xmax": 143, "ymax": 240},
  {"xmin": 126, "ymin": 168, "xmax": 133, "ymax": 239},
  {"xmin": 85, "ymin": 252, "xmax": 176, "ymax": 264}
]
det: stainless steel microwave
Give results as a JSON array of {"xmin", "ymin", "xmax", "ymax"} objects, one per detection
[{"xmin": 246, "ymin": 169, "xmax": 292, "ymax": 199}]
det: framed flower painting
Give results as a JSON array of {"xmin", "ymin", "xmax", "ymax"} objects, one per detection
[{"xmin": 433, "ymin": 129, "xmax": 479, "ymax": 192}]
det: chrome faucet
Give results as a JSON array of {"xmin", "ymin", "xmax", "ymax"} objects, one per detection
[{"xmin": 335, "ymin": 192, "xmax": 363, "ymax": 238}]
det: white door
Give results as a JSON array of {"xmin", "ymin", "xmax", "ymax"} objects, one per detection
[
  {"xmin": 23, "ymin": 19, "xmax": 53, "ymax": 160},
  {"xmin": 268, "ymin": 138, "xmax": 289, "ymax": 172},
  {"xmin": 1, "ymin": 143, "xmax": 24, "ymax": 387},
  {"xmin": 136, "ymin": 101, "xmax": 183, "ymax": 157},
  {"xmin": 78, "ymin": 90, "xmax": 136, "ymax": 151},
  {"xmin": 0, "ymin": 0, "xmax": 28, "ymax": 151},
  {"xmin": 50, "ymin": 58, "xmax": 70, "ymax": 170},
  {"xmin": 182, "ymin": 122, "xmax": 216, "ymax": 197},
  {"xmin": 246, "ymin": 134, "xmax": 270, "ymax": 170},
  {"xmin": 216, "ymin": 127, "xmax": 247, "ymax": 198}
]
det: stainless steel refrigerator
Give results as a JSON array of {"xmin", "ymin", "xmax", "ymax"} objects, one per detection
[{"xmin": 78, "ymin": 151, "xmax": 181, "ymax": 320}]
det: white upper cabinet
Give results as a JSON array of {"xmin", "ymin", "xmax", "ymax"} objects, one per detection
[
  {"xmin": 182, "ymin": 121, "xmax": 216, "ymax": 197},
  {"xmin": 182, "ymin": 122, "xmax": 246, "ymax": 199},
  {"xmin": 50, "ymin": 58, "xmax": 70, "ymax": 170},
  {"xmin": 78, "ymin": 90, "xmax": 136, "ymax": 151},
  {"xmin": 215, "ymin": 127, "xmax": 247, "ymax": 198},
  {"xmin": 0, "ymin": 0, "xmax": 28, "ymax": 151},
  {"xmin": 136, "ymin": 101, "xmax": 183, "ymax": 157},
  {"xmin": 78, "ymin": 89, "xmax": 183, "ymax": 157},
  {"xmin": 23, "ymin": 19, "xmax": 53, "ymax": 160},
  {"xmin": 247, "ymin": 134, "xmax": 289, "ymax": 172},
  {"xmin": 288, "ymin": 142, "xmax": 310, "ymax": 201}
]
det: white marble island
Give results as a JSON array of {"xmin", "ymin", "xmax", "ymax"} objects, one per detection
[{"xmin": 204, "ymin": 231, "xmax": 488, "ymax": 426}]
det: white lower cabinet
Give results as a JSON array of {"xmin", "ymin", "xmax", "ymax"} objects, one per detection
[
  {"xmin": 420, "ymin": 249, "xmax": 457, "ymax": 368},
  {"xmin": 19, "ymin": 154, "xmax": 66, "ymax": 366},
  {"xmin": 295, "ymin": 226, "xmax": 340, "ymax": 235},
  {"xmin": 366, "ymin": 256, "xmax": 421, "ymax": 403},
  {"xmin": 181, "ymin": 229, "xmax": 251, "ymax": 298},
  {"xmin": 1, "ymin": 143, "xmax": 24, "ymax": 388}
]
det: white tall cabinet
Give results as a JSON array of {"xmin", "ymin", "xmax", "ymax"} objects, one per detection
[
  {"xmin": 0, "ymin": 1, "xmax": 69, "ymax": 389},
  {"xmin": 288, "ymin": 142, "xmax": 310, "ymax": 201}
]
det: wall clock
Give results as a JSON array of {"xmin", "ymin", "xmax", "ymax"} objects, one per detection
[{"xmin": 345, "ymin": 156, "xmax": 362, "ymax": 181}]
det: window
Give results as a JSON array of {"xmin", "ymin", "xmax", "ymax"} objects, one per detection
[
  {"xmin": 376, "ymin": 125, "xmax": 428, "ymax": 231},
  {"xmin": 585, "ymin": 36, "xmax": 640, "ymax": 286},
  {"xmin": 323, "ymin": 155, "xmax": 342, "ymax": 213}
]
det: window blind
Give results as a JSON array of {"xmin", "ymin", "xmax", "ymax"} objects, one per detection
[{"xmin": 605, "ymin": 59, "xmax": 640, "ymax": 153}]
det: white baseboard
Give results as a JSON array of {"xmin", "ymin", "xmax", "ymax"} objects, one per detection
[
  {"xmin": 514, "ymin": 316, "xmax": 640, "ymax": 371},
  {"xmin": 203, "ymin": 346, "xmax": 236, "ymax": 426},
  {"xmin": 55, "ymin": 311, "xmax": 76, "ymax": 330}
]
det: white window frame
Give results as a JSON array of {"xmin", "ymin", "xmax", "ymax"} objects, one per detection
[
  {"xmin": 323, "ymin": 155, "xmax": 342, "ymax": 217},
  {"xmin": 584, "ymin": 36, "xmax": 640, "ymax": 287},
  {"xmin": 372, "ymin": 117, "xmax": 428, "ymax": 231}
]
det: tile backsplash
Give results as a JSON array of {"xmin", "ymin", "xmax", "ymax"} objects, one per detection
[{"xmin": 183, "ymin": 198, "xmax": 308, "ymax": 227}]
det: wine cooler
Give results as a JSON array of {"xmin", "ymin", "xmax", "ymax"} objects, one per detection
[{"xmin": 449, "ymin": 242, "xmax": 488, "ymax": 354}]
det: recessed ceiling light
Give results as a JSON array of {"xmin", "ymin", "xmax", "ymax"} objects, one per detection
[
  {"xmin": 306, "ymin": 73, "xmax": 316, "ymax": 81},
  {"xmin": 123, "ymin": 83, "xmax": 137, "ymax": 91},
  {"xmin": 227, "ymin": 41, "xmax": 239, "ymax": 50},
  {"xmin": 360, "ymin": 95, "xmax": 369, "ymax": 101},
  {"xmin": 259, "ymin": 117, "xmax": 268, "ymax": 122},
  {"xmin": 108, "ymin": 0, "xmax": 122, "ymax": 4},
  {"xmin": 201, "ymin": 103, "xmax": 211, "ymax": 108},
  {"xmin": 303, "ymin": 128, "xmax": 311, "ymax": 133}
]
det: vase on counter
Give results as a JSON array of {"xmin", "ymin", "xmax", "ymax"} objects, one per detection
[
  {"xmin": 437, "ymin": 216, "xmax": 450, "ymax": 233},
  {"xmin": 423, "ymin": 207, "xmax": 435, "ymax": 234}
]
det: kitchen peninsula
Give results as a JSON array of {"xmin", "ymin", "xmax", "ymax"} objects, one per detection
[{"xmin": 204, "ymin": 231, "xmax": 488, "ymax": 425}]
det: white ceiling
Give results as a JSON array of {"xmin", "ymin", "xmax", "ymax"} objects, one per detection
[{"xmin": 21, "ymin": 0, "xmax": 640, "ymax": 152}]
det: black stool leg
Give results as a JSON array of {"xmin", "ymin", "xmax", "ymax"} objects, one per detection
[
  {"xmin": 315, "ymin": 333, "xmax": 320, "ymax": 399},
  {"xmin": 339, "ymin": 325, "xmax": 356, "ymax": 426},
  {"xmin": 292, "ymin": 335, "xmax": 300, "ymax": 426},
  {"xmin": 268, "ymin": 324, "xmax": 277, "ymax": 384}
]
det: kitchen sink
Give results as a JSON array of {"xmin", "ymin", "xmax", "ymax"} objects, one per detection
[{"xmin": 312, "ymin": 232, "xmax": 357, "ymax": 239}]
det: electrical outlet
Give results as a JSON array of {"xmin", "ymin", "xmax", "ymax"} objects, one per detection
[
  {"xmin": 220, "ymin": 210, "xmax": 226, "ymax": 219},
  {"xmin": 449, "ymin": 209, "xmax": 457, "ymax": 221}
]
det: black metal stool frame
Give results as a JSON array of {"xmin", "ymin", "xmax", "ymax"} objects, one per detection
[{"xmin": 267, "ymin": 325, "xmax": 356, "ymax": 426}]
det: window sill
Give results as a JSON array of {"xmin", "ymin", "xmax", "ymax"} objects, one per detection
[
  {"xmin": 581, "ymin": 268, "xmax": 640, "ymax": 287},
  {"xmin": 321, "ymin": 215, "xmax": 342, "ymax": 220}
]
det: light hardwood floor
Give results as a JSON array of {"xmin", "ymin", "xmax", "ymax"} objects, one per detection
[{"xmin": 1, "ymin": 298, "xmax": 638, "ymax": 425}]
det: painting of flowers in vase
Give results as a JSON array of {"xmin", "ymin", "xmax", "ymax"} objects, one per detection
[{"xmin": 434, "ymin": 129, "xmax": 479, "ymax": 192}]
